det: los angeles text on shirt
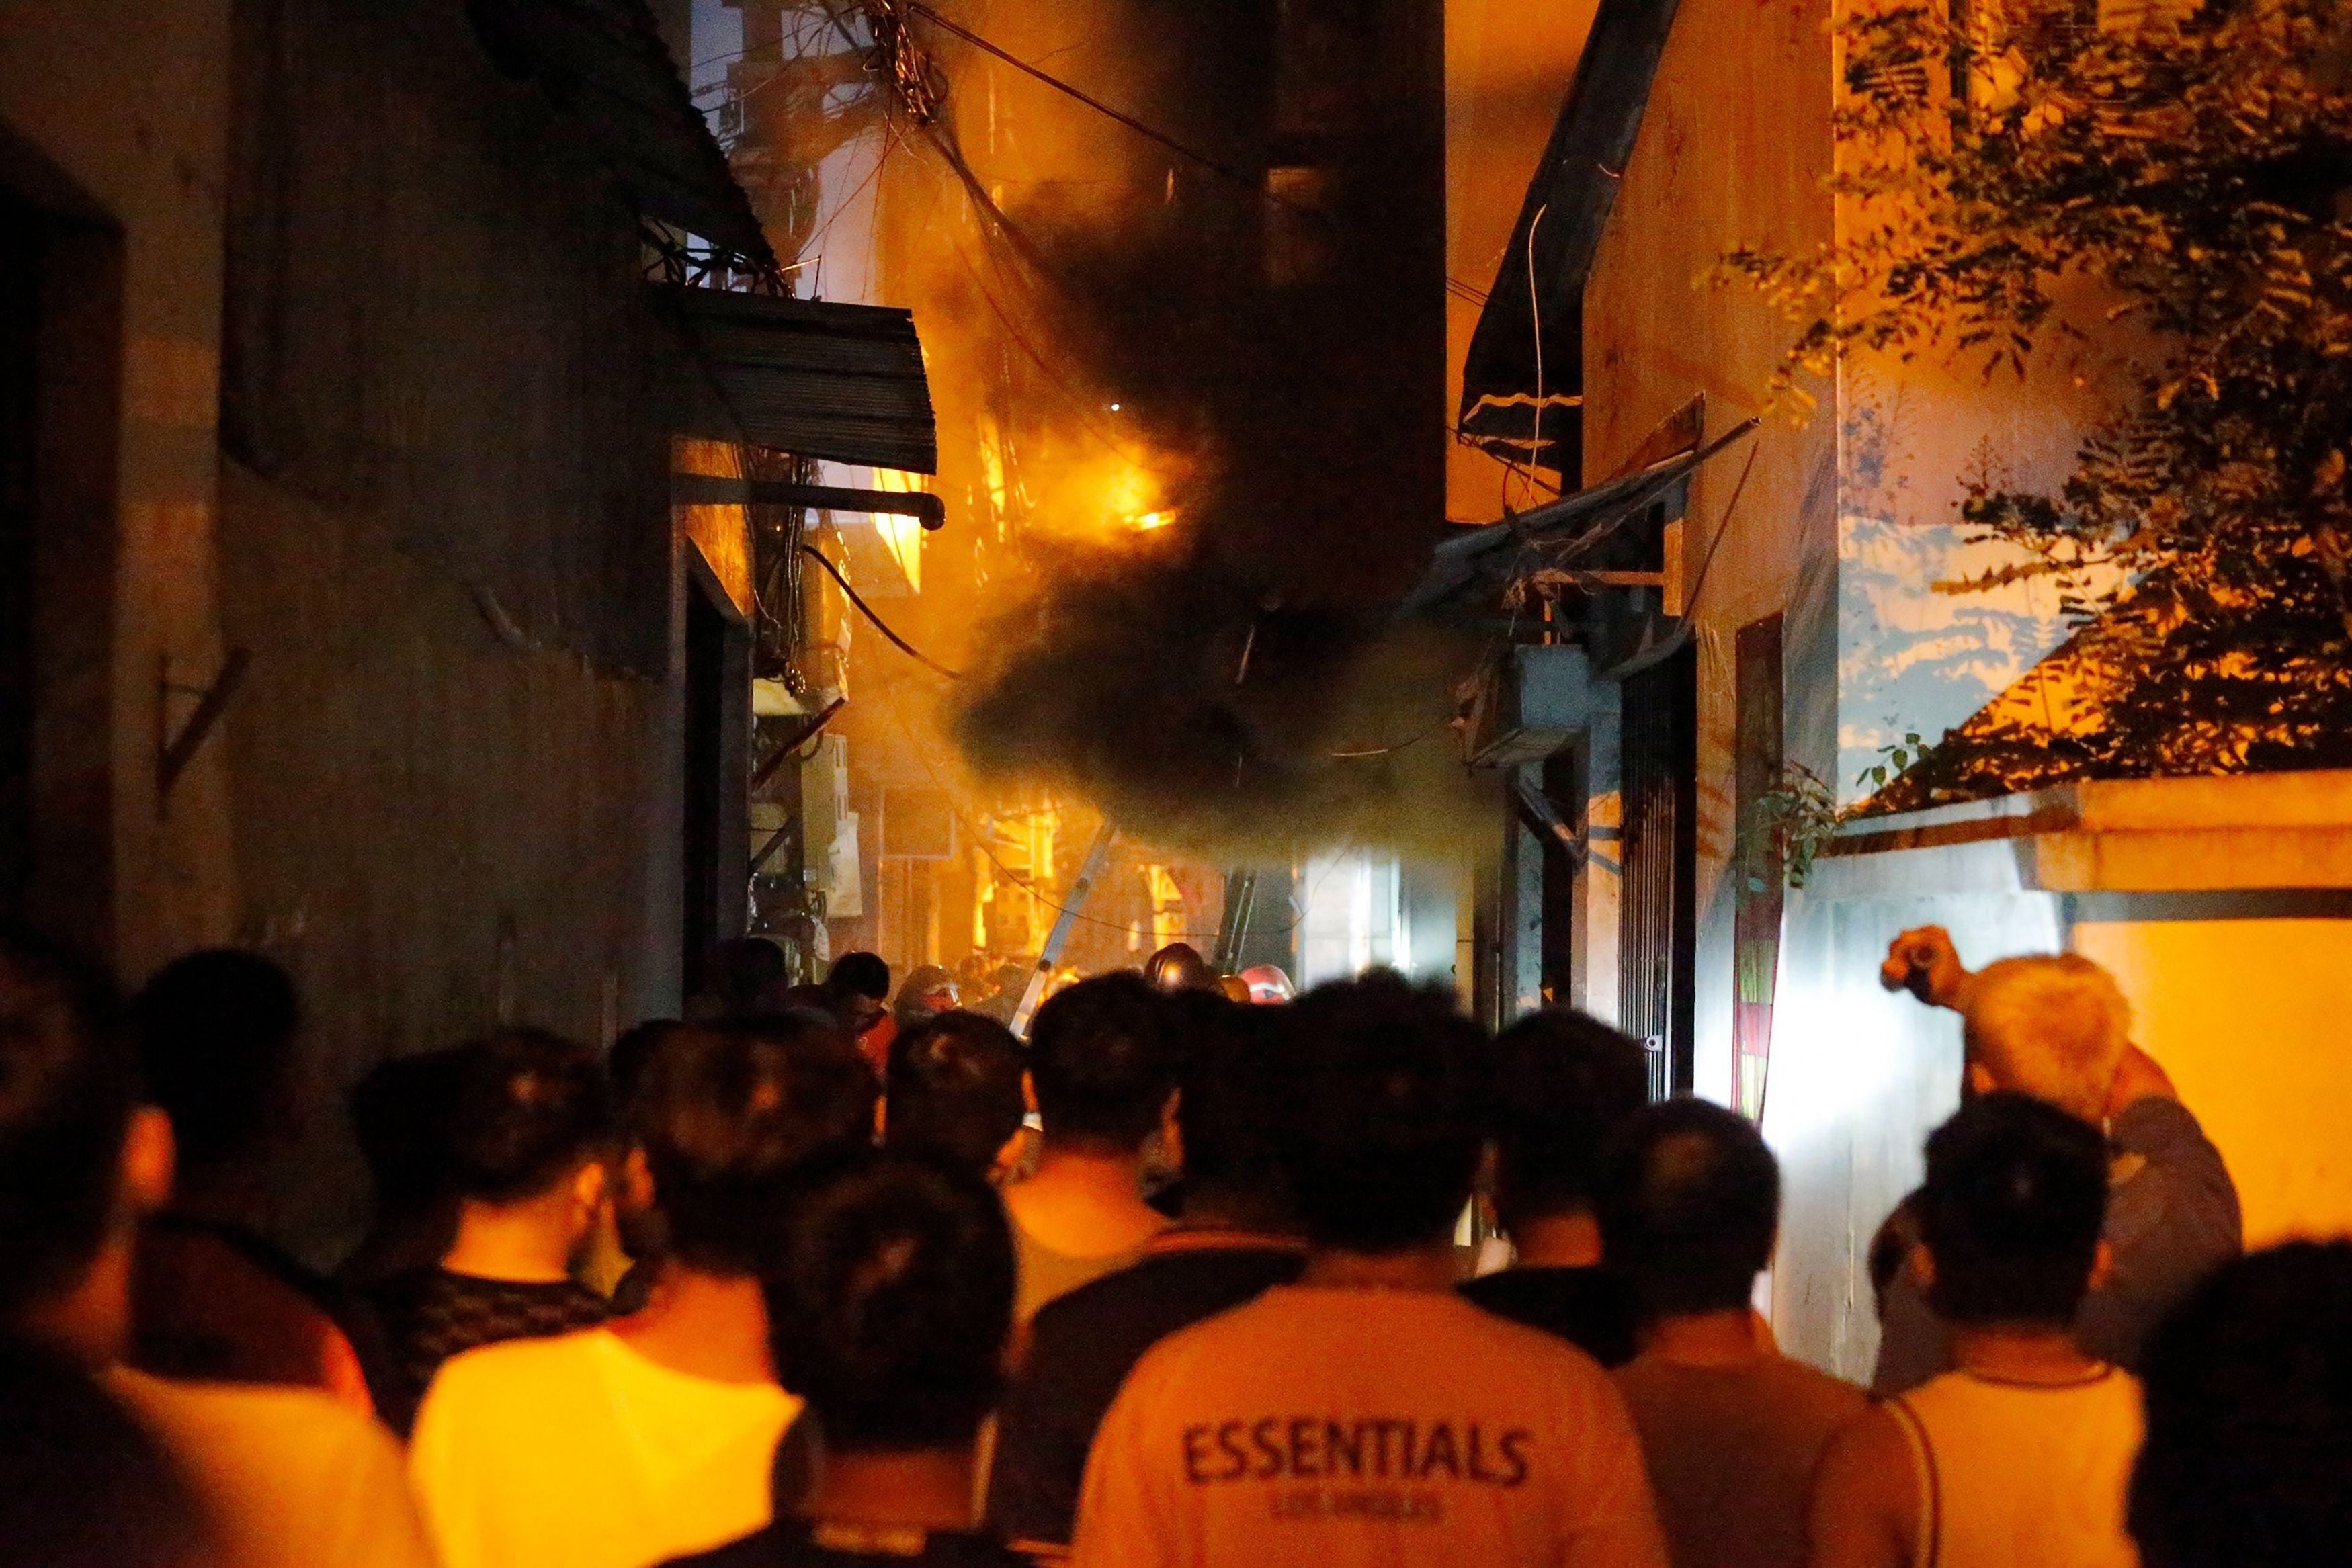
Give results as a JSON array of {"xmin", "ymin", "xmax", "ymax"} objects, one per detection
[{"xmin": 1181, "ymin": 1417, "xmax": 1533, "ymax": 1489}]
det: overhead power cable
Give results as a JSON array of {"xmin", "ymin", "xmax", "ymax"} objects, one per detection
[
  {"xmin": 900, "ymin": 3, "xmax": 1495, "ymax": 306},
  {"xmin": 798, "ymin": 545, "xmax": 963, "ymax": 679}
]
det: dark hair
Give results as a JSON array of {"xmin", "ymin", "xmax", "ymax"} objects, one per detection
[
  {"xmin": 1597, "ymin": 1098, "xmax": 1779, "ymax": 1317},
  {"xmin": 0, "ymin": 1336, "xmax": 210, "ymax": 1568},
  {"xmin": 634, "ymin": 1014, "xmax": 877, "ymax": 1274},
  {"xmin": 825, "ymin": 953, "xmax": 892, "ymax": 1003},
  {"xmin": 132, "ymin": 948, "xmax": 300, "ymax": 1176},
  {"xmin": 349, "ymin": 1045, "xmax": 472, "ymax": 1208},
  {"xmin": 1919, "ymin": 1092, "xmax": 2108, "ymax": 1326},
  {"xmin": 764, "ymin": 1149, "xmax": 1014, "ymax": 1452},
  {"xmin": 702, "ymin": 939, "xmax": 789, "ymax": 1020},
  {"xmin": 607, "ymin": 1020, "xmax": 684, "ymax": 1114},
  {"xmin": 442, "ymin": 1029, "xmax": 613, "ymax": 1204},
  {"xmin": 0, "ymin": 932, "xmax": 136, "ymax": 1322},
  {"xmin": 1488, "ymin": 1009, "xmax": 1651, "ymax": 1232},
  {"xmin": 1027, "ymin": 973, "xmax": 1179, "ymax": 1150},
  {"xmin": 2130, "ymin": 1242, "xmax": 2352, "ymax": 1568},
  {"xmin": 1869, "ymin": 1192, "xmax": 1923, "ymax": 1317},
  {"xmin": 884, "ymin": 1012, "xmax": 1025, "ymax": 1176},
  {"xmin": 1274, "ymin": 973, "xmax": 1485, "ymax": 1254},
  {"xmin": 1169, "ymin": 991, "xmax": 1292, "ymax": 1207},
  {"xmin": 1144, "ymin": 943, "xmax": 1219, "ymax": 993}
]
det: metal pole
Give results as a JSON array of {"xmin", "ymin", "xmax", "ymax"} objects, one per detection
[{"xmin": 1009, "ymin": 821, "xmax": 1118, "ymax": 1037}]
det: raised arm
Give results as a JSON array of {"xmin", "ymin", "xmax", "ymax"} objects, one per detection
[{"xmin": 1879, "ymin": 926, "xmax": 1977, "ymax": 1013}]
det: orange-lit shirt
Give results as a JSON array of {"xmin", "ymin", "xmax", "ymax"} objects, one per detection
[
  {"xmin": 1070, "ymin": 1283, "xmax": 1667, "ymax": 1568},
  {"xmin": 411, "ymin": 1326, "xmax": 798, "ymax": 1568},
  {"xmin": 114, "ymin": 1369, "xmax": 435, "ymax": 1568}
]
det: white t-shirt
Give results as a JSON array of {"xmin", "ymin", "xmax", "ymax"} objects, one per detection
[
  {"xmin": 1070, "ymin": 1283, "xmax": 1668, "ymax": 1568},
  {"xmin": 112, "ymin": 1369, "xmax": 435, "ymax": 1568},
  {"xmin": 410, "ymin": 1326, "xmax": 800, "ymax": 1568}
]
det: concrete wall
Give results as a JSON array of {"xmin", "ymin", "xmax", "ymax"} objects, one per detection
[
  {"xmin": 5, "ymin": 0, "xmax": 751, "ymax": 1258},
  {"xmin": 1763, "ymin": 882, "xmax": 2059, "ymax": 1378},
  {"xmin": 2074, "ymin": 910, "xmax": 2352, "ymax": 1248},
  {"xmin": 1579, "ymin": 0, "xmax": 1837, "ymax": 1103},
  {"xmin": 1767, "ymin": 773, "xmax": 2352, "ymax": 1377},
  {"xmin": 0, "ymin": 0, "xmax": 237, "ymax": 966}
]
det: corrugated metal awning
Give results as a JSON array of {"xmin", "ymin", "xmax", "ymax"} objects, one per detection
[
  {"xmin": 470, "ymin": 0, "xmax": 776, "ymax": 271},
  {"xmin": 663, "ymin": 287, "xmax": 939, "ymax": 474}
]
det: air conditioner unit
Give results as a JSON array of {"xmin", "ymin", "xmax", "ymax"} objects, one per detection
[{"xmin": 1464, "ymin": 645, "xmax": 1593, "ymax": 768}]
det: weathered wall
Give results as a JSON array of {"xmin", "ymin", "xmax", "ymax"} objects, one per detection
[
  {"xmin": 216, "ymin": 462, "xmax": 686, "ymax": 1251},
  {"xmin": 0, "ymin": 0, "xmax": 237, "ymax": 967},
  {"xmin": 6, "ymin": 0, "xmax": 753, "ymax": 1259},
  {"xmin": 1580, "ymin": 0, "xmax": 1837, "ymax": 1103}
]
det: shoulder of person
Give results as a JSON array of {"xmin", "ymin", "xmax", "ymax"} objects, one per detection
[{"xmin": 113, "ymin": 1366, "xmax": 392, "ymax": 1449}]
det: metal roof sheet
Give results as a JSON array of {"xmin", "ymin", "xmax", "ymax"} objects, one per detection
[{"xmin": 663, "ymin": 287, "xmax": 939, "ymax": 474}]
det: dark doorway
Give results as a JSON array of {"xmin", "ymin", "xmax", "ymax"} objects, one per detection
[
  {"xmin": 681, "ymin": 564, "xmax": 749, "ymax": 1001},
  {"xmin": 0, "ymin": 137, "xmax": 124, "ymax": 948},
  {"xmin": 1, "ymin": 197, "xmax": 38, "ymax": 919},
  {"xmin": 1620, "ymin": 642, "xmax": 1698, "ymax": 1099}
]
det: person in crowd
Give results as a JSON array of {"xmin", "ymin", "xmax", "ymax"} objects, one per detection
[
  {"xmin": 1810, "ymin": 1094, "xmax": 2142, "ymax": 1568},
  {"xmin": 894, "ymin": 966, "xmax": 960, "ymax": 1031},
  {"xmin": 0, "ymin": 928, "xmax": 433, "ymax": 1568},
  {"xmin": 1874, "ymin": 931, "xmax": 2240, "ymax": 1392},
  {"xmin": 601, "ymin": 1019, "xmax": 689, "ymax": 1313},
  {"xmin": 883, "ymin": 1011, "xmax": 1029, "ymax": 1182},
  {"xmin": 694, "ymin": 938, "xmax": 792, "ymax": 1023},
  {"xmin": 1596, "ymin": 1099, "xmax": 1863, "ymax": 1568},
  {"xmin": 2127, "ymin": 1239, "xmax": 2352, "ymax": 1568},
  {"xmin": 408, "ymin": 1015, "xmax": 878, "ymax": 1568},
  {"xmin": 819, "ymin": 953, "xmax": 895, "ymax": 1074},
  {"xmin": 1142, "ymin": 942, "xmax": 1220, "ymax": 994},
  {"xmin": 991, "ymin": 994, "xmax": 1308, "ymax": 1553},
  {"xmin": 366, "ymin": 1028, "xmax": 612, "ymax": 1432},
  {"xmin": 661, "ymin": 1149, "xmax": 1025, "ymax": 1568},
  {"xmin": 0, "ymin": 1336, "xmax": 215, "ymax": 1568},
  {"xmin": 1070, "ymin": 974, "xmax": 1666, "ymax": 1568},
  {"xmin": 1002, "ymin": 973, "xmax": 1178, "ymax": 1321},
  {"xmin": 127, "ymin": 949, "xmax": 374, "ymax": 1409},
  {"xmin": 976, "ymin": 962, "xmax": 1031, "ymax": 1025},
  {"xmin": 1462, "ymin": 1008, "xmax": 1649, "ymax": 1365},
  {"xmin": 340, "ymin": 1045, "xmax": 471, "ymax": 1289}
]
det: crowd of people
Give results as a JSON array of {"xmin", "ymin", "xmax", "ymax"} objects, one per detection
[{"xmin": 0, "ymin": 922, "xmax": 2345, "ymax": 1568}]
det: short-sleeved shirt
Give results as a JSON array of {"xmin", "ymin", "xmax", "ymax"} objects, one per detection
[
  {"xmin": 1070, "ymin": 1282, "xmax": 1669, "ymax": 1568},
  {"xmin": 114, "ymin": 1369, "xmax": 437, "ymax": 1568},
  {"xmin": 368, "ymin": 1268, "xmax": 607, "ymax": 1433},
  {"xmin": 410, "ymin": 1327, "xmax": 798, "ymax": 1568},
  {"xmin": 1012, "ymin": 1223, "xmax": 1152, "ymax": 1324},
  {"xmin": 989, "ymin": 1233, "xmax": 1307, "ymax": 1549},
  {"xmin": 1458, "ymin": 1266, "xmax": 1641, "ymax": 1368},
  {"xmin": 1612, "ymin": 1353, "xmax": 1867, "ymax": 1568},
  {"xmin": 661, "ymin": 1520, "xmax": 1026, "ymax": 1568}
]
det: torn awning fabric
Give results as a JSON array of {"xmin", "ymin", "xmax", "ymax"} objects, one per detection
[
  {"xmin": 663, "ymin": 288, "xmax": 941, "ymax": 474},
  {"xmin": 468, "ymin": 0, "xmax": 776, "ymax": 271},
  {"xmin": 1401, "ymin": 417, "xmax": 1755, "ymax": 623}
]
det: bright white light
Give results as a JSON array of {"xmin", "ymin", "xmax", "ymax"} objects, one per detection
[{"xmin": 1109, "ymin": 403, "xmax": 1122, "ymax": 412}]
